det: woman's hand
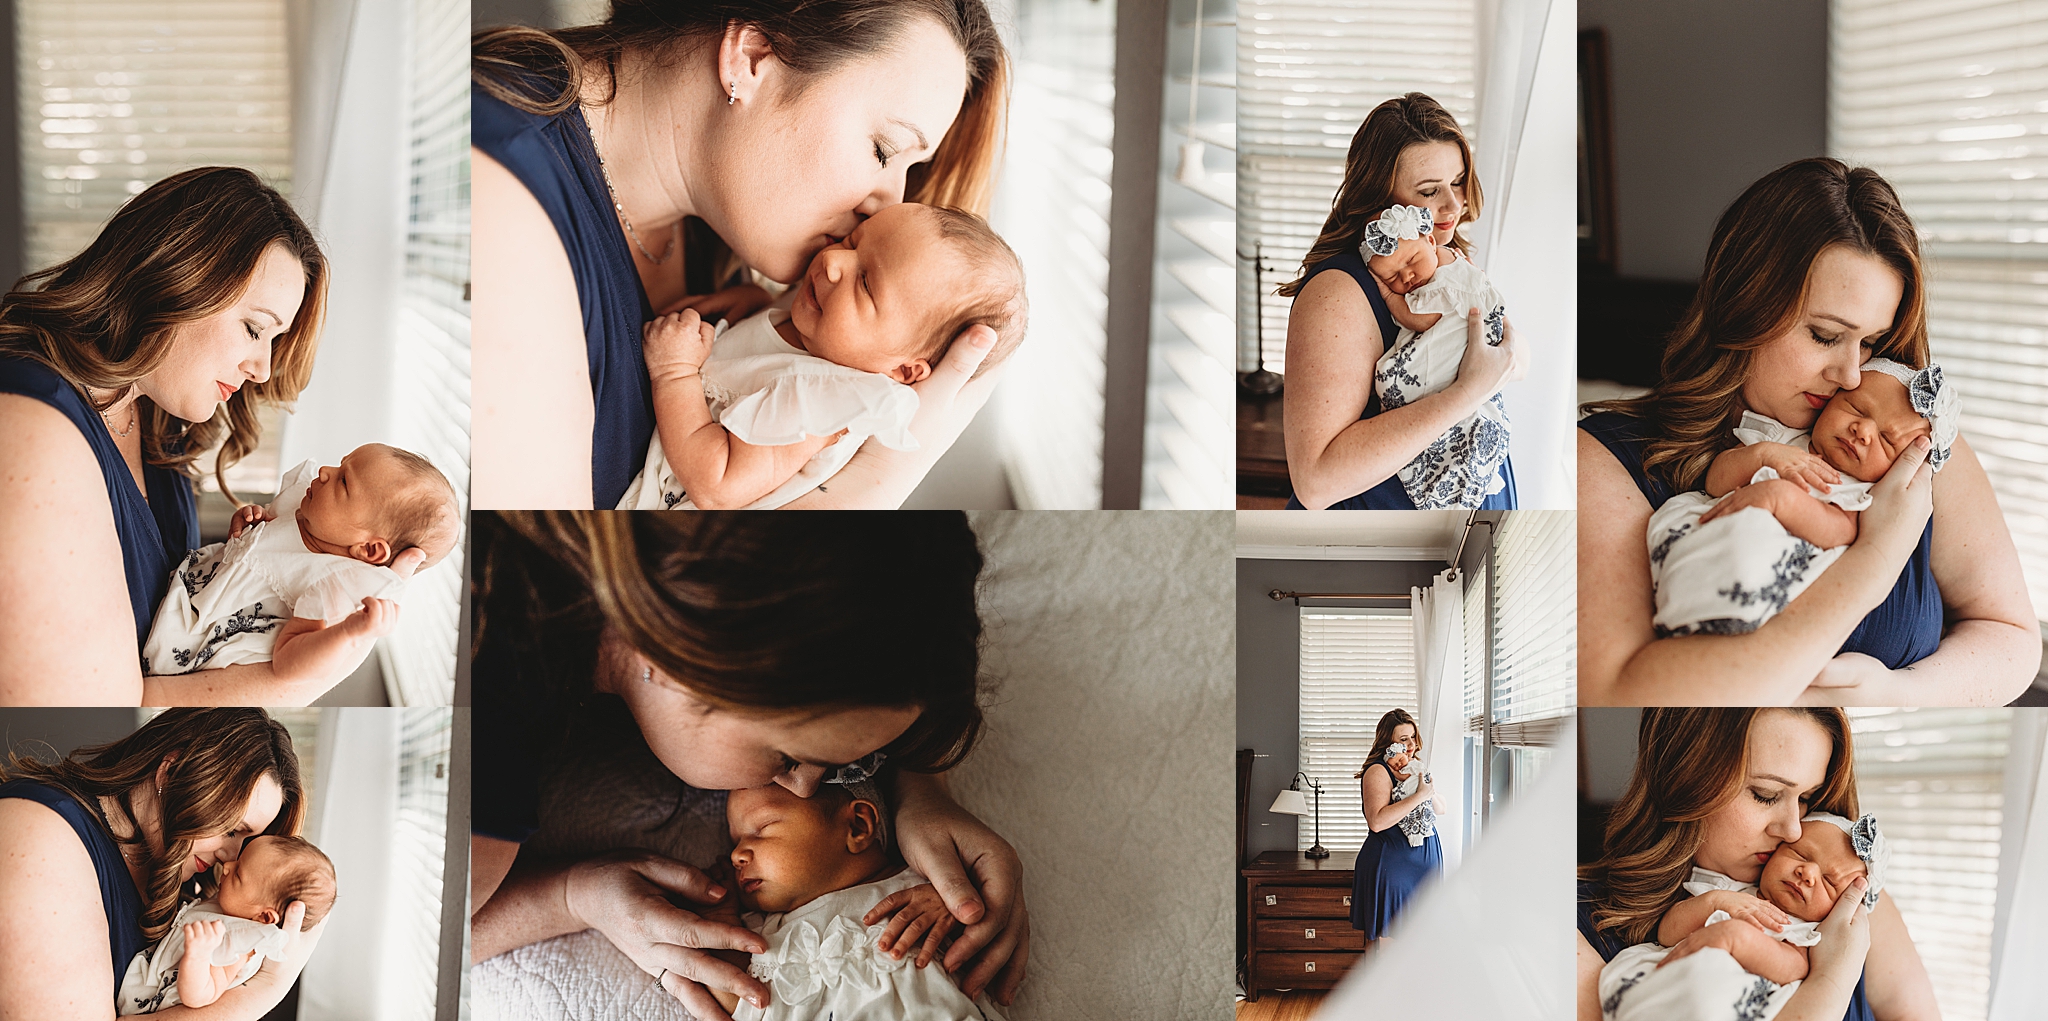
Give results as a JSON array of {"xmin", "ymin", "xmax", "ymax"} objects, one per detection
[
  {"xmin": 1803, "ymin": 879, "xmax": 1872, "ymax": 996},
  {"xmin": 1449, "ymin": 308, "xmax": 1526, "ymax": 402},
  {"xmin": 905, "ymin": 325, "xmax": 1000, "ymax": 455},
  {"xmin": 883, "ymin": 773, "xmax": 1029, "ymax": 1005},
  {"xmin": 665, "ymin": 284, "xmax": 773, "ymax": 325},
  {"xmin": 562, "ymin": 850, "xmax": 769, "ymax": 1021},
  {"xmin": 1852, "ymin": 436, "xmax": 1934, "ymax": 568}
]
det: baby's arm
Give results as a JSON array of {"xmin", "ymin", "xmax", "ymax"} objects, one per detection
[
  {"xmin": 642, "ymin": 310, "xmax": 840, "ymax": 510},
  {"xmin": 175, "ymin": 920, "xmax": 230, "ymax": 1008},
  {"xmin": 1705, "ymin": 442, "xmax": 1842, "ymax": 497},
  {"xmin": 1699, "ymin": 478, "xmax": 1860, "ymax": 549},
  {"xmin": 1667, "ymin": 917, "xmax": 1812, "ymax": 986},
  {"xmin": 1382, "ymin": 290, "xmax": 1443, "ymax": 335}
]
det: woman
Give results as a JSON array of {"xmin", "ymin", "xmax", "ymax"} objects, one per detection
[
  {"xmin": 472, "ymin": 1, "xmax": 1010, "ymax": 510},
  {"xmin": 1281, "ymin": 92, "xmax": 1529, "ymax": 510},
  {"xmin": 469, "ymin": 512, "xmax": 1028, "ymax": 1021},
  {"xmin": 1352, "ymin": 709, "xmax": 1444, "ymax": 939},
  {"xmin": 0, "ymin": 167, "xmax": 417, "ymax": 706},
  {"xmin": 1579, "ymin": 158, "xmax": 2038, "ymax": 704},
  {"xmin": 1577, "ymin": 708, "xmax": 1938, "ymax": 1021},
  {"xmin": 0, "ymin": 708, "xmax": 323, "ymax": 1018}
]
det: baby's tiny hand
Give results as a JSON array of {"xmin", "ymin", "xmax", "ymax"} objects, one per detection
[
  {"xmin": 642, "ymin": 310, "xmax": 715, "ymax": 386},
  {"xmin": 1717, "ymin": 892, "xmax": 1791, "ymax": 932},
  {"xmin": 184, "ymin": 919, "xmax": 226, "ymax": 957},
  {"xmin": 866, "ymin": 883, "xmax": 961, "ymax": 968},
  {"xmin": 228, "ymin": 503, "xmax": 274, "ymax": 540},
  {"xmin": 1756, "ymin": 441, "xmax": 1842, "ymax": 492},
  {"xmin": 1699, "ymin": 477, "xmax": 1804, "ymax": 526}
]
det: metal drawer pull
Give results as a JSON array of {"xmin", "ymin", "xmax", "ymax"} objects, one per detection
[
  {"xmin": 1305, "ymin": 961, "xmax": 1316, "ymax": 973},
  {"xmin": 1304, "ymin": 928, "xmax": 1316, "ymax": 939},
  {"xmin": 1265, "ymin": 895, "xmax": 1276, "ymax": 906},
  {"xmin": 1342, "ymin": 895, "xmax": 1351, "ymax": 906}
]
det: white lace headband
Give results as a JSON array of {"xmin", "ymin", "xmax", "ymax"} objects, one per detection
[
  {"xmin": 1858, "ymin": 358, "xmax": 1957, "ymax": 472},
  {"xmin": 1802, "ymin": 811, "xmax": 1887, "ymax": 910},
  {"xmin": 1359, "ymin": 204, "xmax": 1433, "ymax": 258}
]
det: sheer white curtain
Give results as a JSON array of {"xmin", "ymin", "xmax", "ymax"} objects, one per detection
[
  {"xmin": 1991, "ymin": 711, "xmax": 2048, "ymax": 1021},
  {"xmin": 1411, "ymin": 568, "xmax": 1465, "ymax": 871},
  {"xmin": 298, "ymin": 708, "xmax": 400, "ymax": 1020}
]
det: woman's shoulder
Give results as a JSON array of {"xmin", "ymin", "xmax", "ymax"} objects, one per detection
[{"xmin": 472, "ymin": 68, "xmax": 573, "ymax": 151}]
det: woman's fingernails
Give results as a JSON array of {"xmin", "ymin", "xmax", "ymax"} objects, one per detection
[
  {"xmin": 707, "ymin": 885, "xmax": 726, "ymax": 899},
  {"xmin": 972, "ymin": 330, "xmax": 995, "ymax": 349},
  {"xmin": 1915, "ymin": 437, "xmax": 1931, "ymax": 450}
]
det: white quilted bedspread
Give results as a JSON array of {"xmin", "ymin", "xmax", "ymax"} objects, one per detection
[{"xmin": 474, "ymin": 512, "xmax": 1236, "ymax": 1021}]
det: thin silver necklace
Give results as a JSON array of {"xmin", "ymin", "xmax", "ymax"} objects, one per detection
[
  {"xmin": 101, "ymin": 393, "xmax": 137, "ymax": 437},
  {"xmin": 583, "ymin": 112, "xmax": 677, "ymax": 265}
]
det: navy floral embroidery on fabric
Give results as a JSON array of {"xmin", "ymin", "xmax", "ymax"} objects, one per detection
[
  {"xmin": 1732, "ymin": 976, "xmax": 1779, "ymax": 1021},
  {"xmin": 1657, "ymin": 616, "xmax": 1763, "ymax": 639},
  {"xmin": 1601, "ymin": 970, "xmax": 1644, "ymax": 1018},
  {"xmin": 169, "ymin": 602, "xmax": 285, "ymax": 672},
  {"xmin": 1649, "ymin": 522, "xmax": 1692, "ymax": 568},
  {"xmin": 1485, "ymin": 304, "xmax": 1506, "ymax": 346},
  {"xmin": 177, "ymin": 546, "xmax": 229, "ymax": 598},
  {"xmin": 1716, "ymin": 541, "xmax": 1820, "ymax": 615},
  {"xmin": 1396, "ymin": 394, "xmax": 1511, "ymax": 509}
]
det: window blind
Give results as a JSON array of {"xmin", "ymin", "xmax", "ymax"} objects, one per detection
[
  {"xmin": 1237, "ymin": 0, "xmax": 1476, "ymax": 376},
  {"xmin": 1830, "ymin": 0, "xmax": 2048, "ymax": 625},
  {"xmin": 1489, "ymin": 511, "xmax": 1574, "ymax": 727},
  {"xmin": 15, "ymin": 0, "xmax": 293, "ymax": 273},
  {"xmin": 1298, "ymin": 608, "xmax": 1416, "ymax": 853},
  {"xmin": 1462, "ymin": 554, "xmax": 1486, "ymax": 729},
  {"xmin": 391, "ymin": 707, "xmax": 452, "ymax": 1019},
  {"xmin": 991, "ymin": 0, "xmax": 1116, "ymax": 509},
  {"xmin": 1849, "ymin": 707, "xmax": 2013, "ymax": 1021},
  {"xmin": 378, "ymin": 0, "xmax": 469, "ymax": 707},
  {"xmin": 1143, "ymin": 0, "xmax": 1235, "ymax": 508}
]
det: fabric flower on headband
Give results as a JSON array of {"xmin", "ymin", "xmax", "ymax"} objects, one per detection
[
  {"xmin": 1859, "ymin": 357, "xmax": 1958, "ymax": 472},
  {"xmin": 1802, "ymin": 811, "xmax": 1888, "ymax": 910},
  {"xmin": 1359, "ymin": 204, "xmax": 1433, "ymax": 258}
]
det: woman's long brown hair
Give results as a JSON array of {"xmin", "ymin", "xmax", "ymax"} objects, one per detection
[
  {"xmin": 1278, "ymin": 93, "xmax": 1484, "ymax": 297},
  {"xmin": 1579, "ymin": 708, "xmax": 1857, "ymax": 947},
  {"xmin": 2, "ymin": 709, "xmax": 305, "ymax": 940},
  {"xmin": 1583, "ymin": 158, "xmax": 1930, "ymax": 493},
  {"xmin": 0, "ymin": 166, "xmax": 326, "ymax": 502},
  {"xmin": 1355, "ymin": 707, "xmax": 1420, "ymax": 779},
  {"xmin": 474, "ymin": 0, "xmax": 1008, "ymax": 217},
  {"xmin": 473, "ymin": 512, "xmax": 988, "ymax": 777}
]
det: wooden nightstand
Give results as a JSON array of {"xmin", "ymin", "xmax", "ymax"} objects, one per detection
[{"xmin": 1241, "ymin": 849, "xmax": 1366, "ymax": 1001}]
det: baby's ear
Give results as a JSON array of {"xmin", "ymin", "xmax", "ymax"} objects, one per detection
[
  {"xmin": 351, "ymin": 538, "xmax": 392, "ymax": 566},
  {"xmin": 889, "ymin": 359, "xmax": 933, "ymax": 385},
  {"xmin": 256, "ymin": 906, "xmax": 282, "ymax": 927},
  {"xmin": 845, "ymin": 799, "xmax": 883, "ymax": 855}
]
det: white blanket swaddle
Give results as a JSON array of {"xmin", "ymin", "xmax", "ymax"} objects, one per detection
[
  {"xmin": 618, "ymin": 300, "xmax": 920, "ymax": 511},
  {"xmin": 143, "ymin": 461, "xmax": 405, "ymax": 674},
  {"xmin": 1647, "ymin": 412, "xmax": 1874, "ymax": 639},
  {"xmin": 1386, "ymin": 750, "xmax": 1438, "ymax": 847},
  {"xmin": 736, "ymin": 868, "xmax": 1005, "ymax": 1021},
  {"xmin": 116, "ymin": 900, "xmax": 290, "ymax": 1015},
  {"xmin": 1597, "ymin": 869, "xmax": 1818, "ymax": 1021},
  {"xmin": 1373, "ymin": 257, "xmax": 1511, "ymax": 509}
]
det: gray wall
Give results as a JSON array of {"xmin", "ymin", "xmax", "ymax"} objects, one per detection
[
  {"xmin": 1237, "ymin": 557, "xmax": 1444, "ymax": 860},
  {"xmin": 0, "ymin": 709, "xmax": 139, "ymax": 762},
  {"xmin": 1578, "ymin": 0, "xmax": 1827, "ymax": 281},
  {"xmin": 1579, "ymin": 708, "xmax": 1642, "ymax": 805}
]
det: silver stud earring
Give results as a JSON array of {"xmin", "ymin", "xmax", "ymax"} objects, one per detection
[
  {"xmin": 728, "ymin": 81, "xmax": 737, "ymax": 106},
  {"xmin": 642, "ymin": 665, "xmax": 654, "ymax": 684}
]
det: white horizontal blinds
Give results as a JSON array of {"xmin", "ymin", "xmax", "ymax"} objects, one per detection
[
  {"xmin": 1237, "ymin": 0, "xmax": 1476, "ymax": 375},
  {"xmin": 1461, "ymin": 556, "xmax": 1486, "ymax": 729},
  {"xmin": 15, "ymin": 0, "xmax": 293, "ymax": 273},
  {"xmin": 1298, "ymin": 609, "xmax": 1416, "ymax": 852},
  {"xmin": 1849, "ymin": 707, "xmax": 2013, "ymax": 1021},
  {"xmin": 392, "ymin": 708, "xmax": 452, "ymax": 1018},
  {"xmin": 1830, "ymin": 0, "xmax": 2048, "ymax": 623},
  {"xmin": 381, "ymin": 0, "xmax": 469, "ymax": 707},
  {"xmin": 1488, "ymin": 511, "xmax": 1574, "ymax": 725},
  {"xmin": 1143, "ymin": 0, "xmax": 1235, "ymax": 508},
  {"xmin": 991, "ymin": 0, "xmax": 1115, "ymax": 508}
]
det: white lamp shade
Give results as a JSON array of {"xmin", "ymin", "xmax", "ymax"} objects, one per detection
[{"xmin": 1269, "ymin": 788, "xmax": 1309, "ymax": 816}]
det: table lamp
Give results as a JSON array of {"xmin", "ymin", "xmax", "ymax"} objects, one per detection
[{"xmin": 1269, "ymin": 772, "xmax": 1328, "ymax": 859}]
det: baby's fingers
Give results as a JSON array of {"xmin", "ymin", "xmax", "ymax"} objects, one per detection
[
  {"xmin": 863, "ymin": 888, "xmax": 916, "ymax": 928},
  {"xmin": 915, "ymin": 915, "xmax": 954, "ymax": 968}
]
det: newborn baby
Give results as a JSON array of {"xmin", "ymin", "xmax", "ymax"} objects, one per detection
[
  {"xmin": 709, "ymin": 782, "xmax": 1006, "ymax": 1021},
  {"xmin": 117, "ymin": 835, "xmax": 337, "ymax": 1014},
  {"xmin": 1381, "ymin": 740, "xmax": 1437, "ymax": 847},
  {"xmin": 619, "ymin": 202, "xmax": 1028, "ymax": 511},
  {"xmin": 1362, "ymin": 204, "xmax": 1511, "ymax": 509},
  {"xmin": 1648, "ymin": 359, "xmax": 1956, "ymax": 638},
  {"xmin": 143, "ymin": 443, "xmax": 461, "ymax": 674},
  {"xmin": 1598, "ymin": 813, "xmax": 1887, "ymax": 1021}
]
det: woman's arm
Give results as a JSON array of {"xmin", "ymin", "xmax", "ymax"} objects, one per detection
[
  {"xmin": 1861, "ymin": 892, "xmax": 1940, "ymax": 1021},
  {"xmin": 1801, "ymin": 435, "xmax": 2040, "ymax": 705},
  {"xmin": 1281, "ymin": 271, "xmax": 1523, "ymax": 510},
  {"xmin": 1358, "ymin": 765, "xmax": 1429, "ymax": 832},
  {"xmin": 780, "ymin": 326, "xmax": 999, "ymax": 509},
  {"xmin": 0, "ymin": 799, "xmax": 120, "ymax": 1019},
  {"xmin": 472, "ymin": 148, "xmax": 598, "ymax": 510},
  {"xmin": 1578, "ymin": 432, "xmax": 1934, "ymax": 706},
  {"xmin": 883, "ymin": 770, "xmax": 1029, "ymax": 1005},
  {"xmin": 1575, "ymin": 932, "xmax": 1604, "ymax": 1021}
]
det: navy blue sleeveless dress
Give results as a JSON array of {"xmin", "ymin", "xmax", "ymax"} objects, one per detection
[
  {"xmin": 1579, "ymin": 410, "xmax": 1941, "ymax": 668},
  {"xmin": 1351, "ymin": 760, "xmax": 1442, "ymax": 937},
  {"xmin": 0, "ymin": 779, "xmax": 148, "ymax": 989},
  {"xmin": 1578, "ymin": 879, "xmax": 1873, "ymax": 1021},
  {"xmin": 474, "ymin": 79, "xmax": 656, "ymax": 509},
  {"xmin": 0, "ymin": 357, "xmax": 196, "ymax": 647},
  {"xmin": 1286, "ymin": 248, "xmax": 1517, "ymax": 510}
]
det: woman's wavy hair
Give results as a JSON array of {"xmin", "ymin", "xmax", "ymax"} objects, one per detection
[
  {"xmin": 474, "ymin": 1, "xmax": 1007, "ymax": 217},
  {"xmin": 1279, "ymin": 93, "xmax": 1483, "ymax": 297},
  {"xmin": 1584, "ymin": 158, "xmax": 1930, "ymax": 492},
  {"xmin": 1579, "ymin": 708, "xmax": 1857, "ymax": 947},
  {"xmin": 1355, "ymin": 708, "xmax": 1420, "ymax": 778},
  {"xmin": 473, "ymin": 512, "xmax": 988, "ymax": 777},
  {"xmin": 1, "ymin": 709, "xmax": 305, "ymax": 940},
  {"xmin": 0, "ymin": 166, "xmax": 326, "ymax": 502}
]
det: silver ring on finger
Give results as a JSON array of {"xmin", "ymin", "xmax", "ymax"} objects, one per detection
[{"xmin": 656, "ymin": 968, "xmax": 668, "ymax": 988}]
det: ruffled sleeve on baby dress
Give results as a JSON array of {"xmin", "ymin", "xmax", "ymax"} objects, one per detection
[
  {"xmin": 711, "ymin": 353, "xmax": 920, "ymax": 451},
  {"xmin": 289, "ymin": 562, "xmax": 406, "ymax": 626},
  {"xmin": 1399, "ymin": 259, "xmax": 1506, "ymax": 330}
]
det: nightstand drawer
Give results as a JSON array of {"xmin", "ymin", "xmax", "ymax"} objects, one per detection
[
  {"xmin": 1255, "ymin": 951, "xmax": 1360, "ymax": 988},
  {"xmin": 1255, "ymin": 919, "xmax": 1366, "ymax": 951},
  {"xmin": 1253, "ymin": 885, "xmax": 1353, "ymax": 918}
]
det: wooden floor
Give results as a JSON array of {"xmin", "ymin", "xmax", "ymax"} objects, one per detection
[{"xmin": 1236, "ymin": 990, "xmax": 1328, "ymax": 1021}]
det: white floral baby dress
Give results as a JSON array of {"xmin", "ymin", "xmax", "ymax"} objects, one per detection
[
  {"xmin": 116, "ymin": 899, "xmax": 290, "ymax": 1015},
  {"xmin": 1372, "ymin": 257, "xmax": 1511, "ymax": 509}
]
